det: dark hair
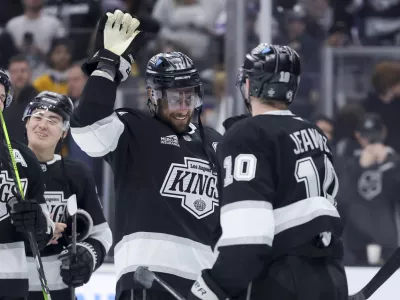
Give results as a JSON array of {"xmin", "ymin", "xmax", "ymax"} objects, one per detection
[
  {"xmin": 9, "ymin": 54, "xmax": 30, "ymax": 65},
  {"xmin": 311, "ymin": 114, "xmax": 334, "ymax": 127},
  {"xmin": 371, "ymin": 61, "xmax": 400, "ymax": 95}
]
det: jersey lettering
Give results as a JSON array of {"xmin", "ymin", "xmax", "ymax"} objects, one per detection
[
  {"xmin": 0, "ymin": 170, "xmax": 28, "ymax": 221},
  {"xmin": 45, "ymin": 191, "xmax": 67, "ymax": 222}
]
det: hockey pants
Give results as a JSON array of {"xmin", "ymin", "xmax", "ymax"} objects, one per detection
[
  {"xmin": 27, "ymin": 289, "xmax": 75, "ymax": 300},
  {"xmin": 249, "ymin": 255, "xmax": 348, "ymax": 300},
  {"xmin": 120, "ymin": 289, "xmax": 178, "ymax": 300}
]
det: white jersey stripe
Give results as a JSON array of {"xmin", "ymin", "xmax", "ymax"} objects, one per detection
[
  {"xmin": 216, "ymin": 197, "xmax": 339, "ymax": 247},
  {"xmin": 71, "ymin": 112, "xmax": 125, "ymax": 157},
  {"xmin": 274, "ymin": 196, "xmax": 340, "ymax": 235},
  {"xmin": 27, "ymin": 254, "xmax": 67, "ymax": 291},
  {"xmin": 114, "ymin": 232, "xmax": 217, "ymax": 281},
  {"xmin": 0, "ymin": 242, "xmax": 28, "ymax": 279}
]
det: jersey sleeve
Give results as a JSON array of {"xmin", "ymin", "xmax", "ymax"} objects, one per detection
[
  {"xmin": 75, "ymin": 162, "xmax": 112, "ymax": 269},
  {"xmin": 208, "ymin": 123, "xmax": 277, "ymax": 297},
  {"xmin": 70, "ymin": 75, "xmax": 135, "ymax": 159}
]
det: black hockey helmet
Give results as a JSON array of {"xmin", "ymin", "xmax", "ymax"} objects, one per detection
[
  {"xmin": 145, "ymin": 51, "xmax": 203, "ymax": 113},
  {"xmin": 237, "ymin": 43, "xmax": 301, "ymax": 112},
  {"xmin": 356, "ymin": 113, "xmax": 385, "ymax": 143},
  {"xmin": 22, "ymin": 91, "xmax": 74, "ymax": 131},
  {"xmin": 0, "ymin": 69, "xmax": 14, "ymax": 109}
]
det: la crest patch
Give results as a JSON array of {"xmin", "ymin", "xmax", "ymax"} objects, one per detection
[{"xmin": 160, "ymin": 157, "xmax": 219, "ymax": 219}]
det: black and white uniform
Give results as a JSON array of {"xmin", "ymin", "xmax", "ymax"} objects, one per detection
[
  {"xmin": 198, "ymin": 111, "xmax": 348, "ymax": 300},
  {"xmin": 27, "ymin": 155, "xmax": 112, "ymax": 300},
  {"xmin": 70, "ymin": 75, "xmax": 222, "ymax": 299},
  {"xmin": 0, "ymin": 140, "xmax": 53, "ymax": 299}
]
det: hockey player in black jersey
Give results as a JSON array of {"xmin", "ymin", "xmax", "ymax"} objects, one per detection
[
  {"xmin": 189, "ymin": 44, "xmax": 348, "ymax": 300},
  {"xmin": 70, "ymin": 10, "xmax": 221, "ymax": 300},
  {"xmin": 21, "ymin": 91, "xmax": 113, "ymax": 300},
  {"xmin": 0, "ymin": 70, "xmax": 54, "ymax": 299}
]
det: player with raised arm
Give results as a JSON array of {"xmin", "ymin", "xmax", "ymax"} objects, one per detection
[
  {"xmin": 188, "ymin": 44, "xmax": 348, "ymax": 300},
  {"xmin": 0, "ymin": 70, "xmax": 54, "ymax": 300},
  {"xmin": 21, "ymin": 91, "xmax": 113, "ymax": 300},
  {"xmin": 70, "ymin": 10, "xmax": 222, "ymax": 300}
]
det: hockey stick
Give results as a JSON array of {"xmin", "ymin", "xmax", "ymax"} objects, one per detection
[
  {"xmin": 134, "ymin": 266, "xmax": 186, "ymax": 300},
  {"xmin": 0, "ymin": 110, "xmax": 52, "ymax": 300},
  {"xmin": 348, "ymin": 247, "xmax": 400, "ymax": 300},
  {"xmin": 67, "ymin": 195, "xmax": 78, "ymax": 300}
]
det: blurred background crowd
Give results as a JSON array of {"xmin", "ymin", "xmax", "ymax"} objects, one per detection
[{"xmin": 1, "ymin": 0, "xmax": 400, "ymax": 267}]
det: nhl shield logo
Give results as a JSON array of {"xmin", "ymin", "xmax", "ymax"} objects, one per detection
[
  {"xmin": 160, "ymin": 157, "xmax": 219, "ymax": 219},
  {"xmin": 0, "ymin": 170, "xmax": 28, "ymax": 221}
]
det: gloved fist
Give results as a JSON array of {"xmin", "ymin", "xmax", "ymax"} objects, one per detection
[
  {"xmin": 82, "ymin": 10, "xmax": 146, "ymax": 83},
  {"xmin": 7, "ymin": 197, "xmax": 47, "ymax": 234},
  {"xmin": 58, "ymin": 242, "xmax": 97, "ymax": 288},
  {"xmin": 62, "ymin": 209, "xmax": 93, "ymax": 244}
]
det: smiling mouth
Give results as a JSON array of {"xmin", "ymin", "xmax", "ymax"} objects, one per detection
[
  {"xmin": 35, "ymin": 132, "xmax": 48, "ymax": 138},
  {"xmin": 173, "ymin": 114, "xmax": 189, "ymax": 121}
]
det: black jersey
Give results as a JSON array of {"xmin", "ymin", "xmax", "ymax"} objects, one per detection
[
  {"xmin": 207, "ymin": 110, "xmax": 343, "ymax": 297},
  {"xmin": 0, "ymin": 140, "xmax": 51, "ymax": 298},
  {"xmin": 338, "ymin": 148, "xmax": 400, "ymax": 265},
  {"xmin": 360, "ymin": 0, "xmax": 400, "ymax": 44},
  {"xmin": 71, "ymin": 76, "xmax": 222, "ymax": 299},
  {"xmin": 27, "ymin": 155, "xmax": 112, "ymax": 293}
]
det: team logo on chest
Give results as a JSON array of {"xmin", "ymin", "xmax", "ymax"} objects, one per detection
[
  {"xmin": 160, "ymin": 157, "xmax": 219, "ymax": 219},
  {"xmin": 45, "ymin": 191, "xmax": 67, "ymax": 222},
  {"xmin": 358, "ymin": 170, "xmax": 382, "ymax": 201},
  {"xmin": 0, "ymin": 170, "xmax": 28, "ymax": 222}
]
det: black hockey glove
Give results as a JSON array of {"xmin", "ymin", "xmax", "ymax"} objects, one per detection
[
  {"xmin": 188, "ymin": 270, "xmax": 229, "ymax": 300},
  {"xmin": 222, "ymin": 114, "xmax": 250, "ymax": 131},
  {"xmin": 82, "ymin": 9, "xmax": 146, "ymax": 83},
  {"xmin": 7, "ymin": 197, "xmax": 47, "ymax": 234},
  {"xmin": 58, "ymin": 242, "xmax": 97, "ymax": 288},
  {"xmin": 62, "ymin": 209, "xmax": 94, "ymax": 244}
]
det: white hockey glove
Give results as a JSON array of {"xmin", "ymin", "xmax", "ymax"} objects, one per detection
[{"xmin": 82, "ymin": 10, "xmax": 146, "ymax": 83}]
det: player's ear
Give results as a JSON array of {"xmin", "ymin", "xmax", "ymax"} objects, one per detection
[{"xmin": 62, "ymin": 130, "xmax": 68, "ymax": 139}]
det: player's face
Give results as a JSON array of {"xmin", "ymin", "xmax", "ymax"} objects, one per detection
[
  {"xmin": 0, "ymin": 84, "xmax": 5, "ymax": 112},
  {"xmin": 158, "ymin": 87, "xmax": 200, "ymax": 133},
  {"xmin": 26, "ymin": 109, "xmax": 65, "ymax": 151},
  {"xmin": 8, "ymin": 61, "xmax": 32, "ymax": 90},
  {"xmin": 50, "ymin": 44, "xmax": 71, "ymax": 71}
]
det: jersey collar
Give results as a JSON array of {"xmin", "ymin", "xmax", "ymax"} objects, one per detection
[
  {"xmin": 262, "ymin": 110, "xmax": 294, "ymax": 116},
  {"xmin": 45, "ymin": 154, "xmax": 62, "ymax": 165}
]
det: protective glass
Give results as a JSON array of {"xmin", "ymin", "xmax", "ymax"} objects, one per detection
[
  {"xmin": 154, "ymin": 87, "xmax": 202, "ymax": 111},
  {"xmin": 26, "ymin": 110, "xmax": 69, "ymax": 131}
]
